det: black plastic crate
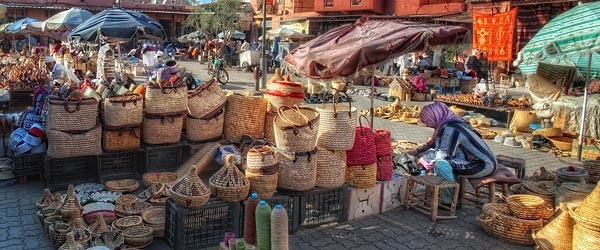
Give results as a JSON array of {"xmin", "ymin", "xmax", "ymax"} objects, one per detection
[
  {"xmin": 165, "ymin": 198, "xmax": 241, "ymax": 250},
  {"xmin": 98, "ymin": 150, "xmax": 143, "ymax": 182},
  {"xmin": 237, "ymin": 194, "xmax": 300, "ymax": 234},
  {"xmin": 497, "ymin": 155, "xmax": 526, "ymax": 179},
  {"xmin": 12, "ymin": 152, "xmax": 45, "ymax": 177},
  {"xmin": 141, "ymin": 142, "xmax": 191, "ymax": 173},
  {"xmin": 298, "ymin": 186, "xmax": 348, "ymax": 227},
  {"xmin": 44, "ymin": 156, "xmax": 99, "ymax": 192}
]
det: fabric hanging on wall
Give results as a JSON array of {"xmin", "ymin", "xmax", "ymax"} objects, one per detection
[
  {"xmin": 513, "ymin": 5, "xmax": 552, "ymax": 61},
  {"xmin": 472, "ymin": 8, "xmax": 518, "ymax": 61}
]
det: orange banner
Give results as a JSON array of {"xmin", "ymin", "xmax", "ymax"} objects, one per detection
[{"xmin": 472, "ymin": 8, "xmax": 517, "ymax": 61}]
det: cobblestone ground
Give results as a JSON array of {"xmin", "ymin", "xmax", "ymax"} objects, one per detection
[{"xmin": 0, "ymin": 61, "xmax": 565, "ymax": 249}]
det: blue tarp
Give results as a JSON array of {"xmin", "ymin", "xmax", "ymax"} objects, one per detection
[{"xmin": 5, "ymin": 18, "xmax": 39, "ymax": 34}]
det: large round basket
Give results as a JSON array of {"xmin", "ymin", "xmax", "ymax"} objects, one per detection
[
  {"xmin": 122, "ymin": 226, "xmax": 154, "ymax": 248},
  {"xmin": 273, "ymin": 106, "xmax": 320, "ymax": 152},
  {"xmin": 315, "ymin": 148, "xmax": 346, "ymax": 189},
  {"xmin": 522, "ymin": 180, "xmax": 557, "ymax": 212},
  {"xmin": 275, "ymin": 148, "xmax": 318, "ymax": 192},
  {"xmin": 479, "ymin": 203, "xmax": 543, "ymax": 246},
  {"xmin": 532, "ymin": 203, "xmax": 573, "ymax": 250},
  {"xmin": 345, "ymin": 163, "xmax": 377, "ymax": 188},
  {"xmin": 115, "ymin": 202, "xmax": 152, "ymax": 218},
  {"xmin": 112, "ymin": 216, "xmax": 143, "ymax": 232},
  {"xmin": 265, "ymin": 80, "xmax": 305, "ymax": 109},
  {"xmin": 142, "ymin": 172, "xmax": 178, "ymax": 188},
  {"xmin": 506, "ymin": 194, "xmax": 548, "ymax": 220},
  {"xmin": 105, "ymin": 179, "xmax": 139, "ymax": 194},
  {"xmin": 167, "ymin": 166, "xmax": 211, "ymax": 208},
  {"xmin": 93, "ymin": 231, "xmax": 125, "ymax": 250},
  {"xmin": 209, "ymin": 155, "xmax": 251, "ymax": 202},
  {"xmin": 141, "ymin": 206, "xmax": 165, "ymax": 238}
]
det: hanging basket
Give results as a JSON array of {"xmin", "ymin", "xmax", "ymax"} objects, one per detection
[
  {"xmin": 346, "ymin": 115, "xmax": 377, "ymax": 165},
  {"xmin": 315, "ymin": 148, "xmax": 346, "ymax": 189},
  {"xmin": 144, "ymin": 82, "xmax": 188, "ymax": 115},
  {"xmin": 187, "ymin": 79, "xmax": 227, "ymax": 119},
  {"xmin": 142, "ymin": 114, "xmax": 183, "ymax": 145},
  {"xmin": 273, "ymin": 106, "xmax": 320, "ymax": 152},
  {"xmin": 168, "ymin": 166, "xmax": 211, "ymax": 208},
  {"xmin": 185, "ymin": 109, "xmax": 224, "ymax": 143},
  {"xmin": 346, "ymin": 163, "xmax": 377, "ymax": 188},
  {"xmin": 223, "ymin": 93, "xmax": 267, "ymax": 143},
  {"xmin": 316, "ymin": 91, "xmax": 357, "ymax": 150},
  {"xmin": 104, "ymin": 94, "xmax": 143, "ymax": 128},
  {"xmin": 209, "ymin": 155, "xmax": 251, "ymax": 202},
  {"xmin": 275, "ymin": 148, "xmax": 318, "ymax": 192},
  {"xmin": 479, "ymin": 203, "xmax": 543, "ymax": 246}
]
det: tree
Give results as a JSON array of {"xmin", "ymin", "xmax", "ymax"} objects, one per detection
[{"xmin": 184, "ymin": 0, "xmax": 243, "ymax": 40}]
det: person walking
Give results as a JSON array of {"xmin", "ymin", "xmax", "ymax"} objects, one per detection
[{"xmin": 477, "ymin": 51, "xmax": 491, "ymax": 90}]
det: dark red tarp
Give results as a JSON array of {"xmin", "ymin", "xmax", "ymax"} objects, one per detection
[{"xmin": 284, "ymin": 17, "xmax": 470, "ymax": 79}]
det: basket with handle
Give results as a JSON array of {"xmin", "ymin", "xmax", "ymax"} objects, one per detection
[
  {"xmin": 46, "ymin": 96, "xmax": 98, "ymax": 131},
  {"xmin": 187, "ymin": 78, "xmax": 227, "ymax": 119},
  {"xmin": 47, "ymin": 125, "xmax": 102, "ymax": 158},
  {"xmin": 315, "ymin": 148, "xmax": 346, "ymax": 188},
  {"xmin": 346, "ymin": 115, "xmax": 377, "ymax": 165},
  {"xmin": 273, "ymin": 105, "xmax": 320, "ymax": 152},
  {"xmin": 209, "ymin": 155, "xmax": 251, "ymax": 202},
  {"xmin": 142, "ymin": 113, "xmax": 183, "ymax": 145},
  {"xmin": 275, "ymin": 147, "xmax": 318, "ymax": 192},
  {"xmin": 316, "ymin": 91, "xmax": 357, "ymax": 150},
  {"xmin": 479, "ymin": 203, "xmax": 543, "ymax": 246},
  {"xmin": 185, "ymin": 109, "xmax": 224, "ymax": 143},
  {"xmin": 144, "ymin": 81, "xmax": 188, "ymax": 115},
  {"xmin": 167, "ymin": 165, "xmax": 211, "ymax": 208},
  {"xmin": 102, "ymin": 126, "xmax": 141, "ymax": 152},
  {"xmin": 104, "ymin": 94, "xmax": 143, "ymax": 128},
  {"xmin": 245, "ymin": 146, "xmax": 278, "ymax": 198},
  {"xmin": 506, "ymin": 194, "xmax": 549, "ymax": 220},
  {"xmin": 223, "ymin": 93, "xmax": 268, "ymax": 143},
  {"xmin": 376, "ymin": 154, "xmax": 394, "ymax": 181},
  {"xmin": 345, "ymin": 163, "xmax": 377, "ymax": 188}
]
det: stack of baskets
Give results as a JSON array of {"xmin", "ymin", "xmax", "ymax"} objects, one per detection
[
  {"xmin": 479, "ymin": 196, "xmax": 545, "ymax": 246},
  {"xmin": 375, "ymin": 129, "xmax": 393, "ymax": 181},
  {"xmin": 345, "ymin": 115, "xmax": 378, "ymax": 188},
  {"xmin": 522, "ymin": 180, "xmax": 558, "ymax": 219},
  {"xmin": 569, "ymin": 181, "xmax": 600, "ymax": 249},
  {"xmin": 102, "ymin": 93, "xmax": 143, "ymax": 152},
  {"xmin": 186, "ymin": 79, "xmax": 227, "ymax": 143},
  {"xmin": 245, "ymin": 146, "xmax": 278, "ymax": 198}
]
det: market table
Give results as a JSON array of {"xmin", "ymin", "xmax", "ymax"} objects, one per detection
[{"xmin": 435, "ymin": 99, "xmax": 516, "ymax": 128}]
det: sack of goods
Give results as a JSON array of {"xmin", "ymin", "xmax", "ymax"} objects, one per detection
[
  {"xmin": 209, "ymin": 155, "xmax": 251, "ymax": 202},
  {"xmin": 316, "ymin": 91, "xmax": 357, "ymax": 151},
  {"xmin": 273, "ymin": 106, "xmax": 320, "ymax": 152},
  {"xmin": 245, "ymin": 146, "xmax": 278, "ymax": 198},
  {"xmin": 144, "ymin": 68, "xmax": 188, "ymax": 115},
  {"xmin": 185, "ymin": 109, "xmax": 224, "ymax": 143},
  {"xmin": 223, "ymin": 93, "xmax": 267, "ymax": 143},
  {"xmin": 143, "ymin": 114, "xmax": 184, "ymax": 145},
  {"xmin": 187, "ymin": 79, "xmax": 226, "ymax": 119},
  {"xmin": 265, "ymin": 78, "xmax": 305, "ymax": 109}
]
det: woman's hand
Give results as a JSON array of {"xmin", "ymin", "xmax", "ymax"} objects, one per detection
[{"xmin": 402, "ymin": 149, "xmax": 418, "ymax": 156}]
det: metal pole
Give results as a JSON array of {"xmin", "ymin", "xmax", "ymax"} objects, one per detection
[
  {"xmin": 260, "ymin": 0, "xmax": 267, "ymax": 89},
  {"xmin": 577, "ymin": 52, "xmax": 593, "ymax": 161},
  {"xmin": 370, "ymin": 66, "xmax": 375, "ymax": 129}
]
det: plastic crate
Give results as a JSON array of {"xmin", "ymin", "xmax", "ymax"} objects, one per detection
[
  {"xmin": 12, "ymin": 152, "xmax": 45, "ymax": 177},
  {"xmin": 44, "ymin": 156, "xmax": 99, "ymax": 192},
  {"xmin": 297, "ymin": 186, "xmax": 348, "ymax": 227},
  {"xmin": 98, "ymin": 150, "xmax": 143, "ymax": 182},
  {"xmin": 165, "ymin": 198, "xmax": 241, "ymax": 250},
  {"xmin": 141, "ymin": 142, "xmax": 191, "ymax": 173},
  {"xmin": 237, "ymin": 194, "xmax": 300, "ymax": 234}
]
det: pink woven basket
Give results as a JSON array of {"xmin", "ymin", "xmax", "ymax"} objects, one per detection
[
  {"xmin": 346, "ymin": 115, "xmax": 377, "ymax": 165},
  {"xmin": 377, "ymin": 155, "xmax": 394, "ymax": 181},
  {"xmin": 374, "ymin": 129, "xmax": 392, "ymax": 156}
]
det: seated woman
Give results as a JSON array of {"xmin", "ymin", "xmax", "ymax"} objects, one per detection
[{"xmin": 408, "ymin": 102, "xmax": 518, "ymax": 204}]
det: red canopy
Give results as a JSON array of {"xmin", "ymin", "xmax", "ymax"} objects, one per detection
[{"xmin": 284, "ymin": 17, "xmax": 470, "ymax": 79}]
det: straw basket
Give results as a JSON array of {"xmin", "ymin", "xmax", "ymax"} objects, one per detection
[
  {"xmin": 104, "ymin": 94, "xmax": 143, "ymax": 128},
  {"xmin": 376, "ymin": 155, "xmax": 394, "ymax": 181},
  {"xmin": 533, "ymin": 128, "xmax": 563, "ymax": 138},
  {"xmin": 275, "ymin": 148, "xmax": 318, "ymax": 191},
  {"xmin": 572, "ymin": 222, "xmax": 600, "ymax": 250},
  {"xmin": 245, "ymin": 170, "xmax": 278, "ymax": 199},
  {"xmin": 46, "ymin": 96, "xmax": 98, "ymax": 131},
  {"xmin": 315, "ymin": 148, "xmax": 346, "ymax": 188},
  {"xmin": 102, "ymin": 127, "xmax": 141, "ymax": 152},
  {"xmin": 346, "ymin": 115, "xmax": 377, "ymax": 165},
  {"xmin": 44, "ymin": 215, "xmax": 62, "ymax": 236},
  {"xmin": 479, "ymin": 203, "xmax": 543, "ymax": 246},
  {"xmin": 185, "ymin": 109, "xmax": 224, "ymax": 143},
  {"xmin": 374, "ymin": 129, "xmax": 392, "ymax": 156},
  {"xmin": 509, "ymin": 109, "xmax": 537, "ymax": 133},
  {"xmin": 88, "ymin": 214, "xmax": 110, "ymax": 238},
  {"xmin": 532, "ymin": 203, "xmax": 573, "ymax": 250},
  {"xmin": 569, "ymin": 181, "xmax": 600, "ymax": 231},
  {"xmin": 115, "ymin": 201, "xmax": 152, "ymax": 218},
  {"xmin": 555, "ymin": 181, "xmax": 595, "ymax": 208},
  {"xmin": 265, "ymin": 80, "xmax": 306, "ymax": 109},
  {"xmin": 274, "ymin": 106, "xmax": 320, "ymax": 152},
  {"xmin": 264, "ymin": 109, "xmax": 277, "ymax": 145},
  {"xmin": 112, "ymin": 215, "xmax": 143, "ymax": 232},
  {"xmin": 506, "ymin": 194, "xmax": 548, "ymax": 220},
  {"xmin": 523, "ymin": 180, "xmax": 557, "ymax": 210},
  {"xmin": 209, "ymin": 155, "xmax": 251, "ymax": 202},
  {"xmin": 223, "ymin": 93, "xmax": 267, "ymax": 143},
  {"xmin": 345, "ymin": 163, "xmax": 377, "ymax": 188},
  {"xmin": 105, "ymin": 179, "xmax": 139, "ymax": 193},
  {"xmin": 247, "ymin": 146, "xmax": 278, "ymax": 169},
  {"xmin": 187, "ymin": 79, "xmax": 227, "ymax": 119},
  {"xmin": 142, "ymin": 114, "xmax": 183, "ymax": 145},
  {"xmin": 142, "ymin": 172, "xmax": 178, "ymax": 188},
  {"xmin": 49, "ymin": 222, "xmax": 71, "ymax": 248},
  {"xmin": 583, "ymin": 160, "xmax": 600, "ymax": 183},
  {"xmin": 122, "ymin": 226, "xmax": 154, "ymax": 248},
  {"xmin": 59, "ymin": 185, "xmax": 82, "ymax": 220},
  {"xmin": 141, "ymin": 206, "xmax": 165, "ymax": 238},
  {"xmin": 245, "ymin": 146, "xmax": 278, "ymax": 198},
  {"xmin": 93, "ymin": 231, "xmax": 124, "ymax": 250},
  {"xmin": 115, "ymin": 195, "xmax": 138, "ymax": 208},
  {"xmin": 47, "ymin": 125, "xmax": 102, "ymax": 158},
  {"xmin": 168, "ymin": 166, "xmax": 211, "ymax": 208},
  {"xmin": 144, "ymin": 82, "xmax": 188, "ymax": 115},
  {"xmin": 316, "ymin": 91, "xmax": 357, "ymax": 151},
  {"xmin": 547, "ymin": 137, "xmax": 573, "ymax": 151}
]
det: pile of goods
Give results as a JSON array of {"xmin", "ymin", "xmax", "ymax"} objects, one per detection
[
  {"xmin": 436, "ymin": 90, "xmax": 531, "ymax": 108},
  {"xmin": 0, "ymin": 55, "xmax": 49, "ymax": 90},
  {"xmin": 373, "ymin": 99, "xmax": 421, "ymax": 124}
]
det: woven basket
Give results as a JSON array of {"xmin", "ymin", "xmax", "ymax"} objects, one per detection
[
  {"xmin": 346, "ymin": 115, "xmax": 377, "ymax": 165},
  {"xmin": 374, "ymin": 129, "xmax": 392, "ymax": 156},
  {"xmin": 88, "ymin": 214, "xmax": 110, "ymax": 238},
  {"xmin": 102, "ymin": 126, "xmax": 141, "ymax": 152},
  {"xmin": 59, "ymin": 185, "xmax": 82, "ymax": 220},
  {"xmin": 569, "ymin": 181, "xmax": 600, "ymax": 230},
  {"xmin": 547, "ymin": 136, "xmax": 573, "ymax": 151},
  {"xmin": 509, "ymin": 109, "xmax": 537, "ymax": 133},
  {"xmin": 533, "ymin": 203, "xmax": 573, "ymax": 250},
  {"xmin": 142, "ymin": 114, "xmax": 183, "ymax": 145},
  {"xmin": 533, "ymin": 128, "xmax": 563, "ymax": 138},
  {"xmin": 59, "ymin": 232, "xmax": 84, "ymax": 250},
  {"xmin": 175, "ymin": 142, "xmax": 220, "ymax": 178},
  {"xmin": 142, "ymin": 172, "xmax": 178, "ymax": 188},
  {"xmin": 223, "ymin": 93, "xmax": 267, "ymax": 143},
  {"xmin": 376, "ymin": 155, "xmax": 394, "ymax": 181},
  {"xmin": 245, "ymin": 171, "xmax": 278, "ymax": 199},
  {"xmin": 247, "ymin": 146, "xmax": 278, "ymax": 169},
  {"xmin": 556, "ymin": 181, "xmax": 595, "ymax": 208},
  {"xmin": 315, "ymin": 148, "xmax": 346, "ymax": 189},
  {"xmin": 44, "ymin": 215, "xmax": 62, "ymax": 236},
  {"xmin": 37, "ymin": 189, "xmax": 54, "ymax": 210},
  {"xmin": 316, "ymin": 91, "xmax": 357, "ymax": 151},
  {"xmin": 141, "ymin": 206, "xmax": 165, "ymax": 238},
  {"xmin": 105, "ymin": 179, "xmax": 140, "ymax": 193},
  {"xmin": 245, "ymin": 144, "xmax": 278, "ymax": 198},
  {"xmin": 583, "ymin": 160, "xmax": 600, "ymax": 183},
  {"xmin": 275, "ymin": 148, "xmax": 318, "ymax": 191},
  {"xmin": 115, "ymin": 195, "xmax": 138, "ymax": 208},
  {"xmin": 112, "ymin": 216, "xmax": 143, "ymax": 231},
  {"xmin": 274, "ymin": 106, "xmax": 320, "ymax": 152},
  {"xmin": 522, "ymin": 180, "xmax": 558, "ymax": 213},
  {"xmin": 144, "ymin": 82, "xmax": 188, "ymax": 115},
  {"xmin": 506, "ymin": 194, "xmax": 548, "ymax": 220},
  {"xmin": 104, "ymin": 94, "xmax": 143, "ymax": 128},
  {"xmin": 346, "ymin": 163, "xmax": 377, "ymax": 188},
  {"xmin": 187, "ymin": 79, "xmax": 227, "ymax": 119},
  {"xmin": 122, "ymin": 226, "xmax": 154, "ymax": 248},
  {"xmin": 49, "ymin": 222, "xmax": 71, "ymax": 248},
  {"xmin": 46, "ymin": 96, "xmax": 98, "ymax": 131},
  {"xmin": 93, "ymin": 231, "xmax": 124, "ymax": 250},
  {"xmin": 168, "ymin": 166, "xmax": 211, "ymax": 208},
  {"xmin": 479, "ymin": 203, "xmax": 543, "ymax": 246},
  {"xmin": 185, "ymin": 109, "xmax": 224, "ymax": 143},
  {"xmin": 115, "ymin": 201, "xmax": 152, "ymax": 218},
  {"xmin": 573, "ymin": 221, "xmax": 600, "ymax": 250},
  {"xmin": 209, "ymin": 155, "xmax": 251, "ymax": 202},
  {"xmin": 265, "ymin": 80, "xmax": 305, "ymax": 108},
  {"xmin": 47, "ymin": 125, "xmax": 102, "ymax": 158},
  {"xmin": 264, "ymin": 110, "xmax": 277, "ymax": 145}
]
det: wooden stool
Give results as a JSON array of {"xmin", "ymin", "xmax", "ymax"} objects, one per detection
[
  {"xmin": 459, "ymin": 177, "xmax": 510, "ymax": 206},
  {"xmin": 404, "ymin": 175, "xmax": 460, "ymax": 222}
]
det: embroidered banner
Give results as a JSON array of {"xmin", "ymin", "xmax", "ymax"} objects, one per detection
[{"xmin": 472, "ymin": 8, "xmax": 518, "ymax": 61}]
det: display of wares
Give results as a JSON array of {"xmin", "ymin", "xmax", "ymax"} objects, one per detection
[
  {"xmin": 82, "ymin": 202, "xmax": 117, "ymax": 224},
  {"xmin": 90, "ymin": 191, "xmax": 122, "ymax": 204},
  {"xmin": 105, "ymin": 179, "xmax": 139, "ymax": 193},
  {"xmin": 75, "ymin": 183, "xmax": 106, "ymax": 194},
  {"xmin": 61, "ymin": 193, "xmax": 91, "ymax": 206},
  {"xmin": 112, "ymin": 216, "xmax": 143, "ymax": 232},
  {"xmin": 115, "ymin": 201, "xmax": 151, "ymax": 217}
]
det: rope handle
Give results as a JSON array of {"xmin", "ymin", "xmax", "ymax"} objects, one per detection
[
  {"xmin": 322, "ymin": 89, "xmax": 352, "ymax": 118},
  {"xmin": 277, "ymin": 106, "xmax": 313, "ymax": 136},
  {"xmin": 63, "ymin": 97, "xmax": 82, "ymax": 113},
  {"xmin": 358, "ymin": 114, "xmax": 372, "ymax": 129},
  {"xmin": 188, "ymin": 79, "xmax": 217, "ymax": 97},
  {"xmin": 108, "ymin": 94, "xmax": 142, "ymax": 107},
  {"xmin": 117, "ymin": 127, "xmax": 140, "ymax": 138}
]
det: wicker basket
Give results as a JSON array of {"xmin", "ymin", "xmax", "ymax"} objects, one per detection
[
  {"xmin": 185, "ymin": 109, "xmax": 224, "ymax": 143},
  {"xmin": 105, "ymin": 179, "xmax": 140, "ymax": 193},
  {"xmin": 37, "ymin": 189, "xmax": 54, "ymax": 210},
  {"xmin": 168, "ymin": 166, "xmax": 211, "ymax": 208},
  {"xmin": 142, "ymin": 114, "xmax": 183, "ymax": 145},
  {"xmin": 59, "ymin": 185, "xmax": 82, "ymax": 220},
  {"xmin": 209, "ymin": 155, "xmax": 251, "ymax": 202},
  {"xmin": 246, "ymin": 145, "xmax": 278, "ymax": 198},
  {"xmin": 315, "ymin": 148, "xmax": 346, "ymax": 189},
  {"xmin": 44, "ymin": 215, "xmax": 63, "ymax": 236},
  {"xmin": 93, "ymin": 230, "xmax": 125, "ymax": 250},
  {"xmin": 583, "ymin": 160, "xmax": 600, "ymax": 183},
  {"xmin": 265, "ymin": 80, "xmax": 305, "ymax": 108},
  {"xmin": 49, "ymin": 222, "xmax": 71, "ymax": 248},
  {"xmin": 115, "ymin": 201, "xmax": 152, "ymax": 218},
  {"xmin": 316, "ymin": 91, "xmax": 357, "ymax": 151},
  {"xmin": 522, "ymin": 180, "xmax": 557, "ymax": 211},
  {"xmin": 509, "ymin": 109, "xmax": 537, "ymax": 133},
  {"xmin": 556, "ymin": 181, "xmax": 595, "ymax": 208},
  {"xmin": 274, "ymin": 106, "xmax": 320, "ymax": 152},
  {"xmin": 479, "ymin": 203, "xmax": 543, "ymax": 246},
  {"xmin": 141, "ymin": 206, "xmax": 165, "ymax": 238},
  {"xmin": 102, "ymin": 126, "xmax": 141, "ymax": 152},
  {"xmin": 264, "ymin": 110, "xmax": 277, "ymax": 144},
  {"xmin": 573, "ymin": 221, "xmax": 600, "ymax": 250},
  {"xmin": 187, "ymin": 79, "xmax": 227, "ymax": 119},
  {"xmin": 142, "ymin": 172, "xmax": 178, "ymax": 188},
  {"xmin": 569, "ymin": 181, "xmax": 600, "ymax": 230},
  {"xmin": 112, "ymin": 216, "xmax": 143, "ymax": 232},
  {"xmin": 104, "ymin": 94, "xmax": 143, "ymax": 128},
  {"xmin": 59, "ymin": 232, "xmax": 84, "ymax": 250},
  {"xmin": 245, "ymin": 171, "xmax": 278, "ymax": 199},
  {"xmin": 246, "ymin": 146, "xmax": 278, "ymax": 169},
  {"xmin": 533, "ymin": 203, "xmax": 573, "ymax": 250},
  {"xmin": 533, "ymin": 128, "xmax": 563, "ymax": 138},
  {"xmin": 115, "ymin": 195, "xmax": 138, "ymax": 208},
  {"xmin": 275, "ymin": 148, "xmax": 318, "ymax": 192},
  {"xmin": 46, "ymin": 96, "xmax": 98, "ymax": 131},
  {"xmin": 71, "ymin": 218, "xmax": 92, "ymax": 248},
  {"xmin": 506, "ymin": 194, "xmax": 548, "ymax": 220},
  {"xmin": 345, "ymin": 163, "xmax": 377, "ymax": 188},
  {"xmin": 223, "ymin": 93, "xmax": 267, "ymax": 143},
  {"xmin": 346, "ymin": 115, "xmax": 377, "ymax": 165},
  {"xmin": 122, "ymin": 226, "xmax": 154, "ymax": 248},
  {"xmin": 144, "ymin": 82, "xmax": 188, "ymax": 115},
  {"xmin": 547, "ymin": 136, "xmax": 573, "ymax": 151},
  {"xmin": 47, "ymin": 125, "xmax": 102, "ymax": 158},
  {"xmin": 137, "ymin": 184, "xmax": 165, "ymax": 202},
  {"xmin": 88, "ymin": 214, "xmax": 110, "ymax": 238}
]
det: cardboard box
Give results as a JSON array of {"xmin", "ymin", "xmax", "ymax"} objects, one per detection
[
  {"xmin": 345, "ymin": 183, "xmax": 382, "ymax": 221},
  {"xmin": 571, "ymin": 139, "xmax": 600, "ymax": 160},
  {"xmin": 380, "ymin": 173, "xmax": 407, "ymax": 213}
]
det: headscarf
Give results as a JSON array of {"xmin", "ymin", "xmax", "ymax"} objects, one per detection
[{"xmin": 419, "ymin": 102, "xmax": 467, "ymax": 137}]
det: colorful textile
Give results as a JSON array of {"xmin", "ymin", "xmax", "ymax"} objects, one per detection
[
  {"xmin": 472, "ymin": 8, "xmax": 517, "ymax": 61},
  {"xmin": 513, "ymin": 6, "xmax": 551, "ymax": 61}
]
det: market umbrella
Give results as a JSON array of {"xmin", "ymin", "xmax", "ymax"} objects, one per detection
[
  {"xmin": 5, "ymin": 18, "xmax": 39, "ymax": 34},
  {"xmin": 218, "ymin": 30, "xmax": 245, "ymax": 40},
  {"xmin": 516, "ymin": 1, "xmax": 600, "ymax": 161},
  {"xmin": 69, "ymin": 7, "xmax": 167, "ymax": 43},
  {"xmin": 43, "ymin": 7, "xmax": 94, "ymax": 32},
  {"xmin": 268, "ymin": 27, "xmax": 307, "ymax": 40},
  {"xmin": 178, "ymin": 30, "xmax": 204, "ymax": 43}
]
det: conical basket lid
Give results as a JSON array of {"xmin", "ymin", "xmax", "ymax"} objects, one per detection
[
  {"xmin": 561, "ymin": 181, "xmax": 595, "ymax": 193},
  {"xmin": 534, "ymin": 203, "xmax": 574, "ymax": 250},
  {"xmin": 210, "ymin": 155, "xmax": 250, "ymax": 188},
  {"xmin": 571, "ymin": 181, "xmax": 600, "ymax": 225},
  {"xmin": 92, "ymin": 214, "xmax": 109, "ymax": 234},
  {"xmin": 170, "ymin": 166, "xmax": 210, "ymax": 197}
]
